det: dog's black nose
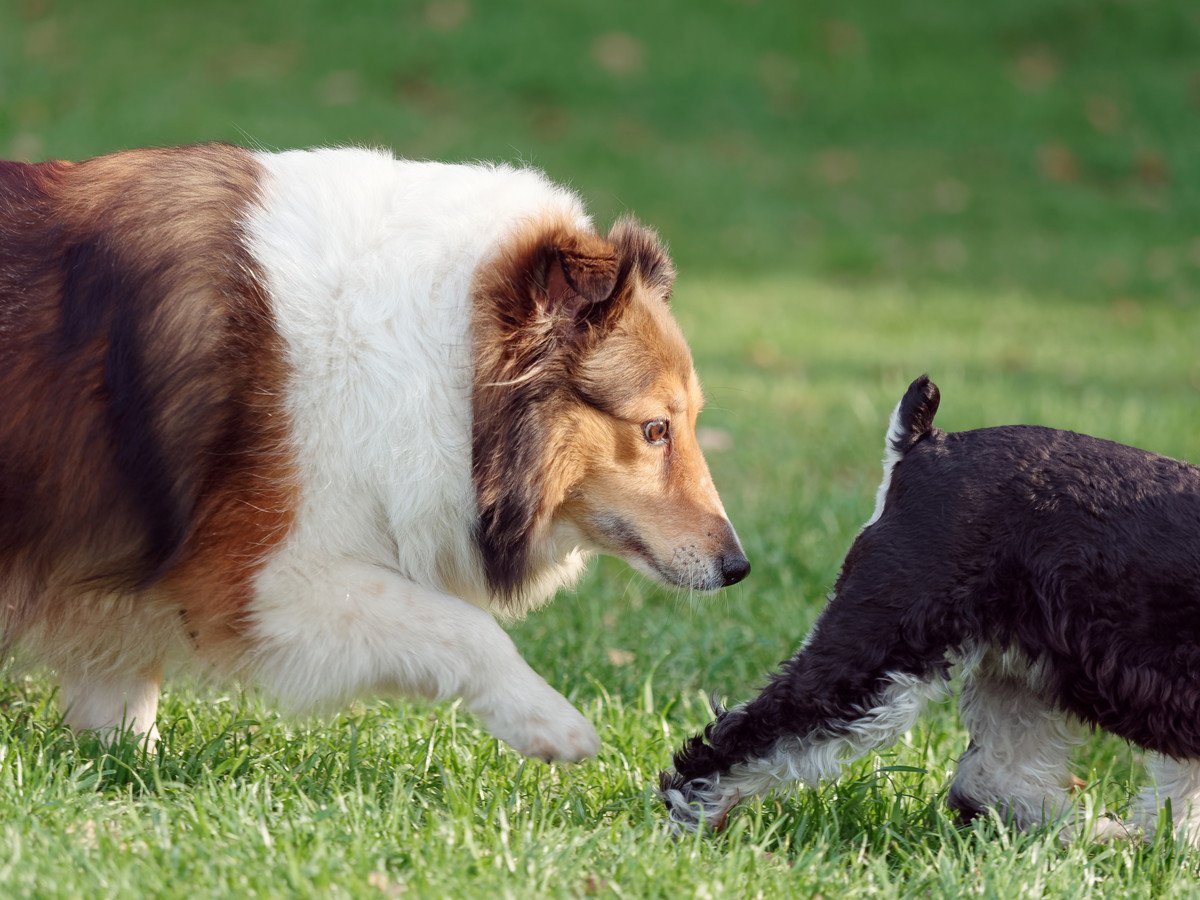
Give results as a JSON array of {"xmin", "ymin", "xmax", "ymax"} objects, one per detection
[{"xmin": 720, "ymin": 552, "xmax": 751, "ymax": 586}]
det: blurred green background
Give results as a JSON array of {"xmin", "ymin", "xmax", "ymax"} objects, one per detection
[
  {"xmin": 2, "ymin": 0, "xmax": 1197, "ymax": 300},
  {"xmin": 2, "ymin": 1, "xmax": 1200, "ymax": 896}
]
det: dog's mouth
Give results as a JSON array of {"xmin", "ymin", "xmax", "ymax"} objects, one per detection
[{"xmin": 585, "ymin": 515, "xmax": 749, "ymax": 591}]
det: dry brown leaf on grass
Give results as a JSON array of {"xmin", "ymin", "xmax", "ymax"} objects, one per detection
[
  {"xmin": 607, "ymin": 648, "xmax": 635, "ymax": 666},
  {"xmin": 592, "ymin": 33, "xmax": 645, "ymax": 78}
]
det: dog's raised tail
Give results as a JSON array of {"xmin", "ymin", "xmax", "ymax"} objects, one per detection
[{"xmin": 889, "ymin": 375, "xmax": 940, "ymax": 455}]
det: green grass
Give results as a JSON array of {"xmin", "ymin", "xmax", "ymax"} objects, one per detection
[
  {"xmin": 2, "ymin": 0, "xmax": 1199, "ymax": 896},
  {"xmin": 2, "ymin": 281, "xmax": 1197, "ymax": 898}
]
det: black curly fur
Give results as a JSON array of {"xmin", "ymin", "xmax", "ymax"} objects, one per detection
[{"xmin": 662, "ymin": 375, "xmax": 1200, "ymax": 819}]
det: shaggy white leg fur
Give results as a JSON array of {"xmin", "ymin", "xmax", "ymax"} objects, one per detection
[
  {"xmin": 60, "ymin": 667, "xmax": 161, "ymax": 743},
  {"xmin": 249, "ymin": 560, "xmax": 599, "ymax": 762},
  {"xmin": 664, "ymin": 672, "xmax": 945, "ymax": 831},
  {"xmin": 1133, "ymin": 755, "xmax": 1200, "ymax": 847},
  {"xmin": 950, "ymin": 650, "xmax": 1128, "ymax": 840}
]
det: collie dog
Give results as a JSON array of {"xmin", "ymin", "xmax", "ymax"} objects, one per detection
[
  {"xmin": 663, "ymin": 376, "xmax": 1200, "ymax": 843},
  {"xmin": 0, "ymin": 143, "xmax": 748, "ymax": 760}
]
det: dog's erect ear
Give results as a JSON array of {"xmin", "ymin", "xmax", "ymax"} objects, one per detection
[
  {"xmin": 482, "ymin": 227, "xmax": 631, "ymax": 344},
  {"xmin": 557, "ymin": 233, "xmax": 620, "ymax": 305},
  {"xmin": 608, "ymin": 216, "xmax": 676, "ymax": 300},
  {"xmin": 543, "ymin": 232, "xmax": 624, "ymax": 333}
]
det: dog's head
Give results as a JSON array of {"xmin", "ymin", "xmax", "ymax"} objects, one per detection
[{"xmin": 472, "ymin": 217, "xmax": 748, "ymax": 600}]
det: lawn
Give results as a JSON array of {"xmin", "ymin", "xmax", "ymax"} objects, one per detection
[{"xmin": 1, "ymin": 0, "xmax": 1199, "ymax": 897}]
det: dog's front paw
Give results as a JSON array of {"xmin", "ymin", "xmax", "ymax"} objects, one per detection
[
  {"xmin": 1055, "ymin": 812, "xmax": 1139, "ymax": 846},
  {"xmin": 483, "ymin": 692, "xmax": 600, "ymax": 763}
]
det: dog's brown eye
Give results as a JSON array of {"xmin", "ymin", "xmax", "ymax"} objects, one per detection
[{"xmin": 643, "ymin": 418, "xmax": 670, "ymax": 444}]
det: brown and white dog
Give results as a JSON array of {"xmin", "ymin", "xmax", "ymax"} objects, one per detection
[{"xmin": 0, "ymin": 143, "xmax": 748, "ymax": 760}]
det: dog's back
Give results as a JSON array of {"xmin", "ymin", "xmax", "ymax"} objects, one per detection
[{"xmin": 0, "ymin": 146, "xmax": 294, "ymax": 651}]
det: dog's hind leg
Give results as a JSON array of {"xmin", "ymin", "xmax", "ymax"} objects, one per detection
[
  {"xmin": 948, "ymin": 649, "xmax": 1124, "ymax": 840},
  {"xmin": 1132, "ymin": 755, "xmax": 1200, "ymax": 847}
]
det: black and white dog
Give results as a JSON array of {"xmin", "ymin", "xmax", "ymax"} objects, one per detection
[{"xmin": 662, "ymin": 376, "xmax": 1200, "ymax": 843}]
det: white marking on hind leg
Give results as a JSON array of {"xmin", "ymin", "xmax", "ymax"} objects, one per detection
[
  {"xmin": 665, "ymin": 672, "xmax": 944, "ymax": 832},
  {"xmin": 948, "ymin": 647, "xmax": 1123, "ymax": 840},
  {"xmin": 1133, "ymin": 755, "xmax": 1200, "ymax": 847}
]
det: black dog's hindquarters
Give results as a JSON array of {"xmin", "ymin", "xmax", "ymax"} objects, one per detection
[{"xmin": 662, "ymin": 376, "xmax": 1200, "ymax": 840}]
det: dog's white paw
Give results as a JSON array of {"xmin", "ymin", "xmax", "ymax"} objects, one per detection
[
  {"xmin": 482, "ymin": 692, "xmax": 599, "ymax": 763},
  {"xmin": 1058, "ymin": 814, "xmax": 1138, "ymax": 845}
]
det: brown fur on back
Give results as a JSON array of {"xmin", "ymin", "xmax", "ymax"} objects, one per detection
[{"xmin": 0, "ymin": 144, "xmax": 295, "ymax": 656}]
